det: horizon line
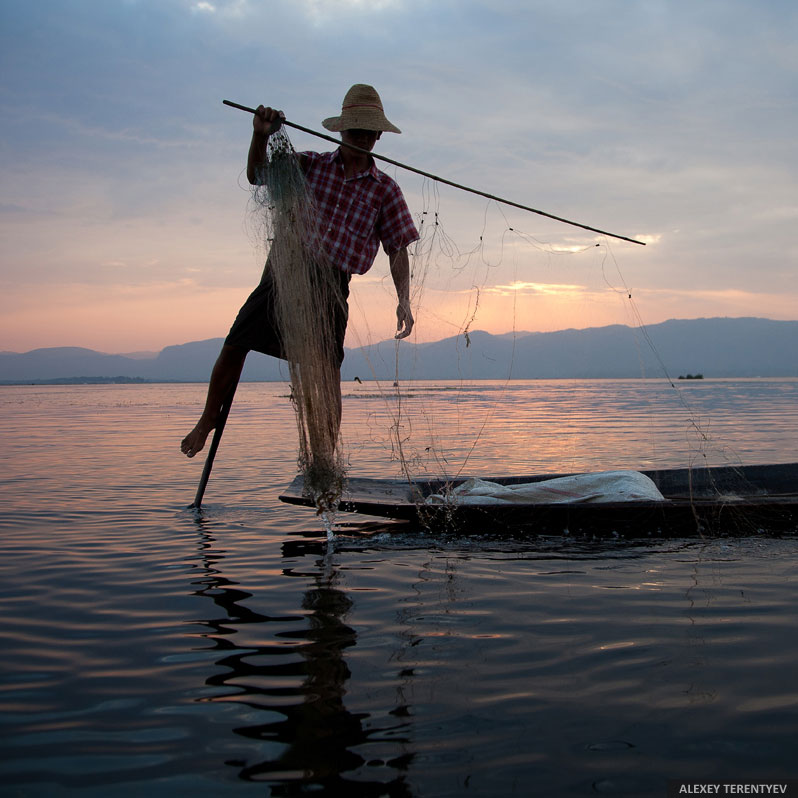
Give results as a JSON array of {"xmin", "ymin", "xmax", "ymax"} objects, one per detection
[{"xmin": 3, "ymin": 315, "xmax": 794, "ymax": 357}]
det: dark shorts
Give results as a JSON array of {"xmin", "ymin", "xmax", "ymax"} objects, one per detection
[{"xmin": 225, "ymin": 264, "xmax": 351, "ymax": 366}]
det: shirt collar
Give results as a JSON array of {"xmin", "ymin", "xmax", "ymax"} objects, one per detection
[{"xmin": 332, "ymin": 147, "xmax": 382, "ymax": 181}]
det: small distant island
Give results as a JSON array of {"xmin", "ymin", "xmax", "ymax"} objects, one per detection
[
  {"xmin": 18, "ymin": 376, "xmax": 156, "ymax": 385},
  {"xmin": 678, "ymin": 373, "xmax": 704, "ymax": 380}
]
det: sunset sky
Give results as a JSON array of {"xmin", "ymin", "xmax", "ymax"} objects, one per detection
[{"xmin": 1, "ymin": 0, "xmax": 796, "ymax": 354}]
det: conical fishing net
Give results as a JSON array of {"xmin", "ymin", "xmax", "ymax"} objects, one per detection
[
  {"xmin": 249, "ymin": 128, "xmax": 347, "ymax": 513},
  {"xmin": 246, "ymin": 123, "xmax": 746, "ymax": 524}
]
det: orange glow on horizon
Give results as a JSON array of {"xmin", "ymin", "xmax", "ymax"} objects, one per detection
[{"xmin": 2, "ymin": 274, "xmax": 797, "ymax": 354}]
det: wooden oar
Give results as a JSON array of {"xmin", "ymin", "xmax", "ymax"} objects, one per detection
[{"xmin": 189, "ymin": 384, "xmax": 237, "ymax": 510}]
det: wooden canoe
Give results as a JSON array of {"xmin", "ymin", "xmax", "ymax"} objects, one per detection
[{"xmin": 279, "ymin": 462, "xmax": 798, "ymax": 536}]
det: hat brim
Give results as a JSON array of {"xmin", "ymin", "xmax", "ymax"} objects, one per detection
[{"xmin": 322, "ymin": 112, "xmax": 401, "ymax": 134}]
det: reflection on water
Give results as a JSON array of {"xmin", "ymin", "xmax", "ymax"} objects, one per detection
[
  {"xmin": 1, "ymin": 380, "xmax": 797, "ymax": 796},
  {"xmin": 180, "ymin": 523, "xmax": 798, "ymax": 797},
  {"xmin": 342, "ymin": 378, "xmax": 798, "ymax": 478},
  {"xmin": 191, "ymin": 521, "xmax": 413, "ymax": 795}
]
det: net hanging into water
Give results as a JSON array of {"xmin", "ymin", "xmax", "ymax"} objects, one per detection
[
  {"xmin": 249, "ymin": 129, "xmax": 347, "ymax": 513},
  {"xmin": 247, "ymin": 126, "xmax": 739, "ymax": 521}
]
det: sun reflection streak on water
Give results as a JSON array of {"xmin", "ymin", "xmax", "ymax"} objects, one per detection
[{"xmin": 341, "ymin": 378, "xmax": 798, "ymax": 479}]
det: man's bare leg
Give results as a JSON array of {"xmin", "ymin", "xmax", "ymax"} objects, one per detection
[{"xmin": 181, "ymin": 344, "xmax": 248, "ymax": 458}]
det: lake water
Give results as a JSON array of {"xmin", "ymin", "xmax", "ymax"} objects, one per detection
[{"xmin": 1, "ymin": 379, "xmax": 797, "ymax": 797}]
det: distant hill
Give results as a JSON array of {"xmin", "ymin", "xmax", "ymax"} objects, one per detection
[{"xmin": 1, "ymin": 318, "xmax": 796, "ymax": 383}]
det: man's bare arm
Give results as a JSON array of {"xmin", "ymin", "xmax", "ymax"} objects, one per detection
[{"xmin": 389, "ymin": 247, "xmax": 414, "ymax": 339}]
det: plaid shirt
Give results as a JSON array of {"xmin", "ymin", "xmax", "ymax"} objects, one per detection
[{"xmin": 300, "ymin": 148, "xmax": 419, "ymax": 275}]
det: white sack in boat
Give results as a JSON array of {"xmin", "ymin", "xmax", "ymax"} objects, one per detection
[{"xmin": 425, "ymin": 470, "xmax": 667, "ymax": 505}]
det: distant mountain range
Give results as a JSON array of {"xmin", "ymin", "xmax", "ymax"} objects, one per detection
[{"xmin": 1, "ymin": 317, "xmax": 796, "ymax": 384}]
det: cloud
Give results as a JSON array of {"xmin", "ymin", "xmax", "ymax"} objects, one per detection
[
  {"xmin": 300, "ymin": 0, "xmax": 403, "ymax": 24},
  {"xmin": 485, "ymin": 281, "xmax": 588, "ymax": 298},
  {"xmin": 1, "ymin": 0, "xmax": 795, "ymax": 350}
]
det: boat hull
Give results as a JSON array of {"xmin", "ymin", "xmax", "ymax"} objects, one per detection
[{"xmin": 279, "ymin": 463, "xmax": 798, "ymax": 536}]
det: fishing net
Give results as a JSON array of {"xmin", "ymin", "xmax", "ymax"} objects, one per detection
[
  {"xmin": 246, "ymin": 123, "xmax": 745, "ymax": 526},
  {"xmin": 345, "ymin": 184, "xmax": 636, "ymax": 479},
  {"xmin": 249, "ymin": 127, "xmax": 347, "ymax": 514}
]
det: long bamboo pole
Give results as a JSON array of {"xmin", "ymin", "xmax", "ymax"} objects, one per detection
[
  {"xmin": 188, "ymin": 383, "xmax": 237, "ymax": 510},
  {"xmin": 223, "ymin": 99, "xmax": 646, "ymax": 247}
]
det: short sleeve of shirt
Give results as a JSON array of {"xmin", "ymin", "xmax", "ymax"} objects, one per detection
[{"xmin": 376, "ymin": 176, "xmax": 419, "ymax": 256}]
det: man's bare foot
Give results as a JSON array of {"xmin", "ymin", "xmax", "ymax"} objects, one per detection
[{"xmin": 181, "ymin": 422, "xmax": 214, "ymax": 458}]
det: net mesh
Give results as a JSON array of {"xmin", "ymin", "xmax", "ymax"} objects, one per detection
[
  {"xmin": 249, "ymin": 128, "xmax": 347, "ymax": 514},
  {"xmin": 246, "ymin": 127, "xmax": 742, "ymax": 524}
]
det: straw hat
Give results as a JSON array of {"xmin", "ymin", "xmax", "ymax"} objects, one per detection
[{"xmin": 322, "ymin": 84, "xmax": 401, "ymax": 134}]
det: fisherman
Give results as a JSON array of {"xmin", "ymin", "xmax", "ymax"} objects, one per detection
[{"xmin": 181, "ymin": 84, "xmax": 419, "ymax": 458}]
